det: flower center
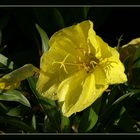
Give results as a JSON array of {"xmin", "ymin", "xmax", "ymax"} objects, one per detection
[{"xmin": 52, "ymin": 54, "xmax": 98, "ymax": 74}]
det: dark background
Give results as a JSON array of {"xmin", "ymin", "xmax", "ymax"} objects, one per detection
[{"xmin": 0, "ymin": 7, "xmax": 140, "ymax": 68}]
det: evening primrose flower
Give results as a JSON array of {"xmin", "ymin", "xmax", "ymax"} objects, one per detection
[{"xmin": 36, "ymin": 20, "xmax": 127, "ymax": 117}]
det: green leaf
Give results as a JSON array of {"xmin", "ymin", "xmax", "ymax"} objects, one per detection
[
  {"xmin": 35, "ymin": 24, "xmax": 50, "ymax": 53},
  {"xmin": 0, "ymin": 116, "xmax": 36, "ymax": 133},
  {"xmin": 0, "ymin": 53, "xmax": 14, "ymax": 70},
  {"xmin": 34, "ymin": 8, "xmax": 65, "ymax": 36},
  {"xmin": 127, "ymin": 89, "xmax": 140, "ymax": 98},
  {"xmin": 58, "ymin": 7, "xmax": 88, "ymax": 26},
  {"xmin": 28, "ymin": 76, "xmax": 56, "ymax": 108},
  {"xmin": 83, "ymin": 7, "xmax": 90, "ymax": 19},
  {"xmin": 71, "ymin": 115, "xmax": 80, "ymax": 133},
  {"xmin": 99, "ymin": 92, "xmax": 132, "ymax": 127},
  {"xmin": 0, "ymin": 102, "xmax": 9, "ymax": 114},
  {"xmin": 123, "ymin": 89, "xmax": 140, "ymax": 121},
  {"xmin": 50, "ymin": 8, "xmax": 65, "ymax": 27},
  {"xmin": 91, "ymin": 96, "xmax": 102, "ymax": 115},
  {"xmin": 78, "ymin": 107, "xmax": 98, "ymax": 132},
  {"xmin": 27, "ymin": 76, "xmax": 56, "ymax": 107},
  {"xmin": 98, "ymin": 88, "xmax": 140, "ymax": 131},
  {"xmin": 27, "ymin": 77, "xmax": 61, "ymax": 132},
  {"xmin": 27, "ymin": 76, "xmax": 38, "ymax": 95},
  {"xmin": 133, "ymin": 59, "xmax": 140, "ymax": 68},
  {"xmin": 6, "ymin": 106, "xmax": 21, "ymax": 117},
  {"xmin": 106, "ymin": 86, "xmax": 121, "ymax": 107},
  {"xmin": 131, "ymin": 68, "xmax": 140, "ymax": 88},
  {"xmin": 31, "ymin": 114, "xmax": 36, "ymax": 130},
  {"xmin": 0, "ymin": 90, "xmax": 30, "ymax": 107},
  {"xmin": 132, "ymin": 45, "xmax": 140, "ymax": 68},
  {"xmin": 112, "ymin": 92, "xmax": 130, "ymax": 105},
  {"xmin": 118, "ymin": 110, "xmax": 140, "ymax": 132},
  {"xmin": 61, "ymin": 115, "xmax": 70, "ymax": 132}
]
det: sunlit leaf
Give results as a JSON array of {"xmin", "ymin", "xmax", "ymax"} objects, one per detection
[
  {"xmin": 0, "ymin": 90, "xmax": 30, "ymax": 107},
  {"xmin": 0, "ymin": 53, "xmax": 14, "ymax": 70},
  {"xmin": 31, "ymin": 114, "xmax": 36, "ymax": 130},
  {"xmin": 61, "ymin": 115, "xmax": 70, "ymax": 132},
  {"xmin": 36, "ymin": 24, "xmax": 50, "ymax": 53},
  {"xmin": 0, "ymin": 64, "xmax": 38, "ymax": 90},
  {"xmin": 6, "ymin": 106, "xmax": 21, "ymax": 117},
  {"xmin": 78, "ymin": 107, "xmax": 98, "ymax": 132}
]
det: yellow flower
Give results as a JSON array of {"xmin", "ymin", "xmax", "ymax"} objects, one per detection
[
  {"xmin": 36, "ymin": 20, "xmax": 127, "ymax": 117},
  {"xmin": 0, "ymin": 64, "xmax": 38, "ymax": 90}
]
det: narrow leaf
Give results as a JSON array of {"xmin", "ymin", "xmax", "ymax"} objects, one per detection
[
  {"xmin": 0, "ymin": 53, "xmax": 14, "ymax": 70},
  {"xmin": 78, "ymin": 107, "xmax": 98, "ymax": 132},
  {"xmin": 31, "ymin": 114, "xmax": 36, "ymax": 130},
  {"xmin": 35, "ymin": 24, "xmax": 50, "ymax": 53},
  {"xmin": 0, "ymin": 90, "xmax": 30, "ymax": 107},
  {"xmin": 6, "ymin": 106, "xmax": 21, "ymax": 117},
  {"xmin": 61, "ymin": 115, "xmax": 70, "ymax": 132},
  {"xmin": 0, "ymin": 116, "xmax": 36, "ymax": 133}
]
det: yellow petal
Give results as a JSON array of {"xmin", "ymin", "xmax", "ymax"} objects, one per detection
[
  {"xmin": 95, "ymin": 57, "xmax": 127, "ymax": 85},
  {"xmin": 36, "ymin": 73, "xmax": 59, "ymax": 100},
  {"xmin": 95, "ymin": 35, "xmax": 120, "ymax": 60},
  {"xmin": 37, "ymin": 20, "xmax": 100, "ymax": 96},
  {"xmin": 93, "ymin": 65, "xmax": 107, "ymax": 85},
  {"xmin": 58, "ymin": 70, "xmax": 108, "ymax": 117},
  {"xmin": 57, "ymin": 70, "xmax": 87, "ymax": 102},
  {"xmin": 49, "ymin": 20, "xmax": 102, "ymax": 60},
  {"xmin": 0, "ymin": 64, "xmax": 38, "ymax": 90},
  {"xmin": 60, "ymin": 71, "xmax": 92, "ymax": 117},
  {"xmin": 36, "ymin": 20, "xmax": 127, "ymax": 117},
  {"xmin": 36, "ymin": 47, "xmax": 79, "ymax": 98}
]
